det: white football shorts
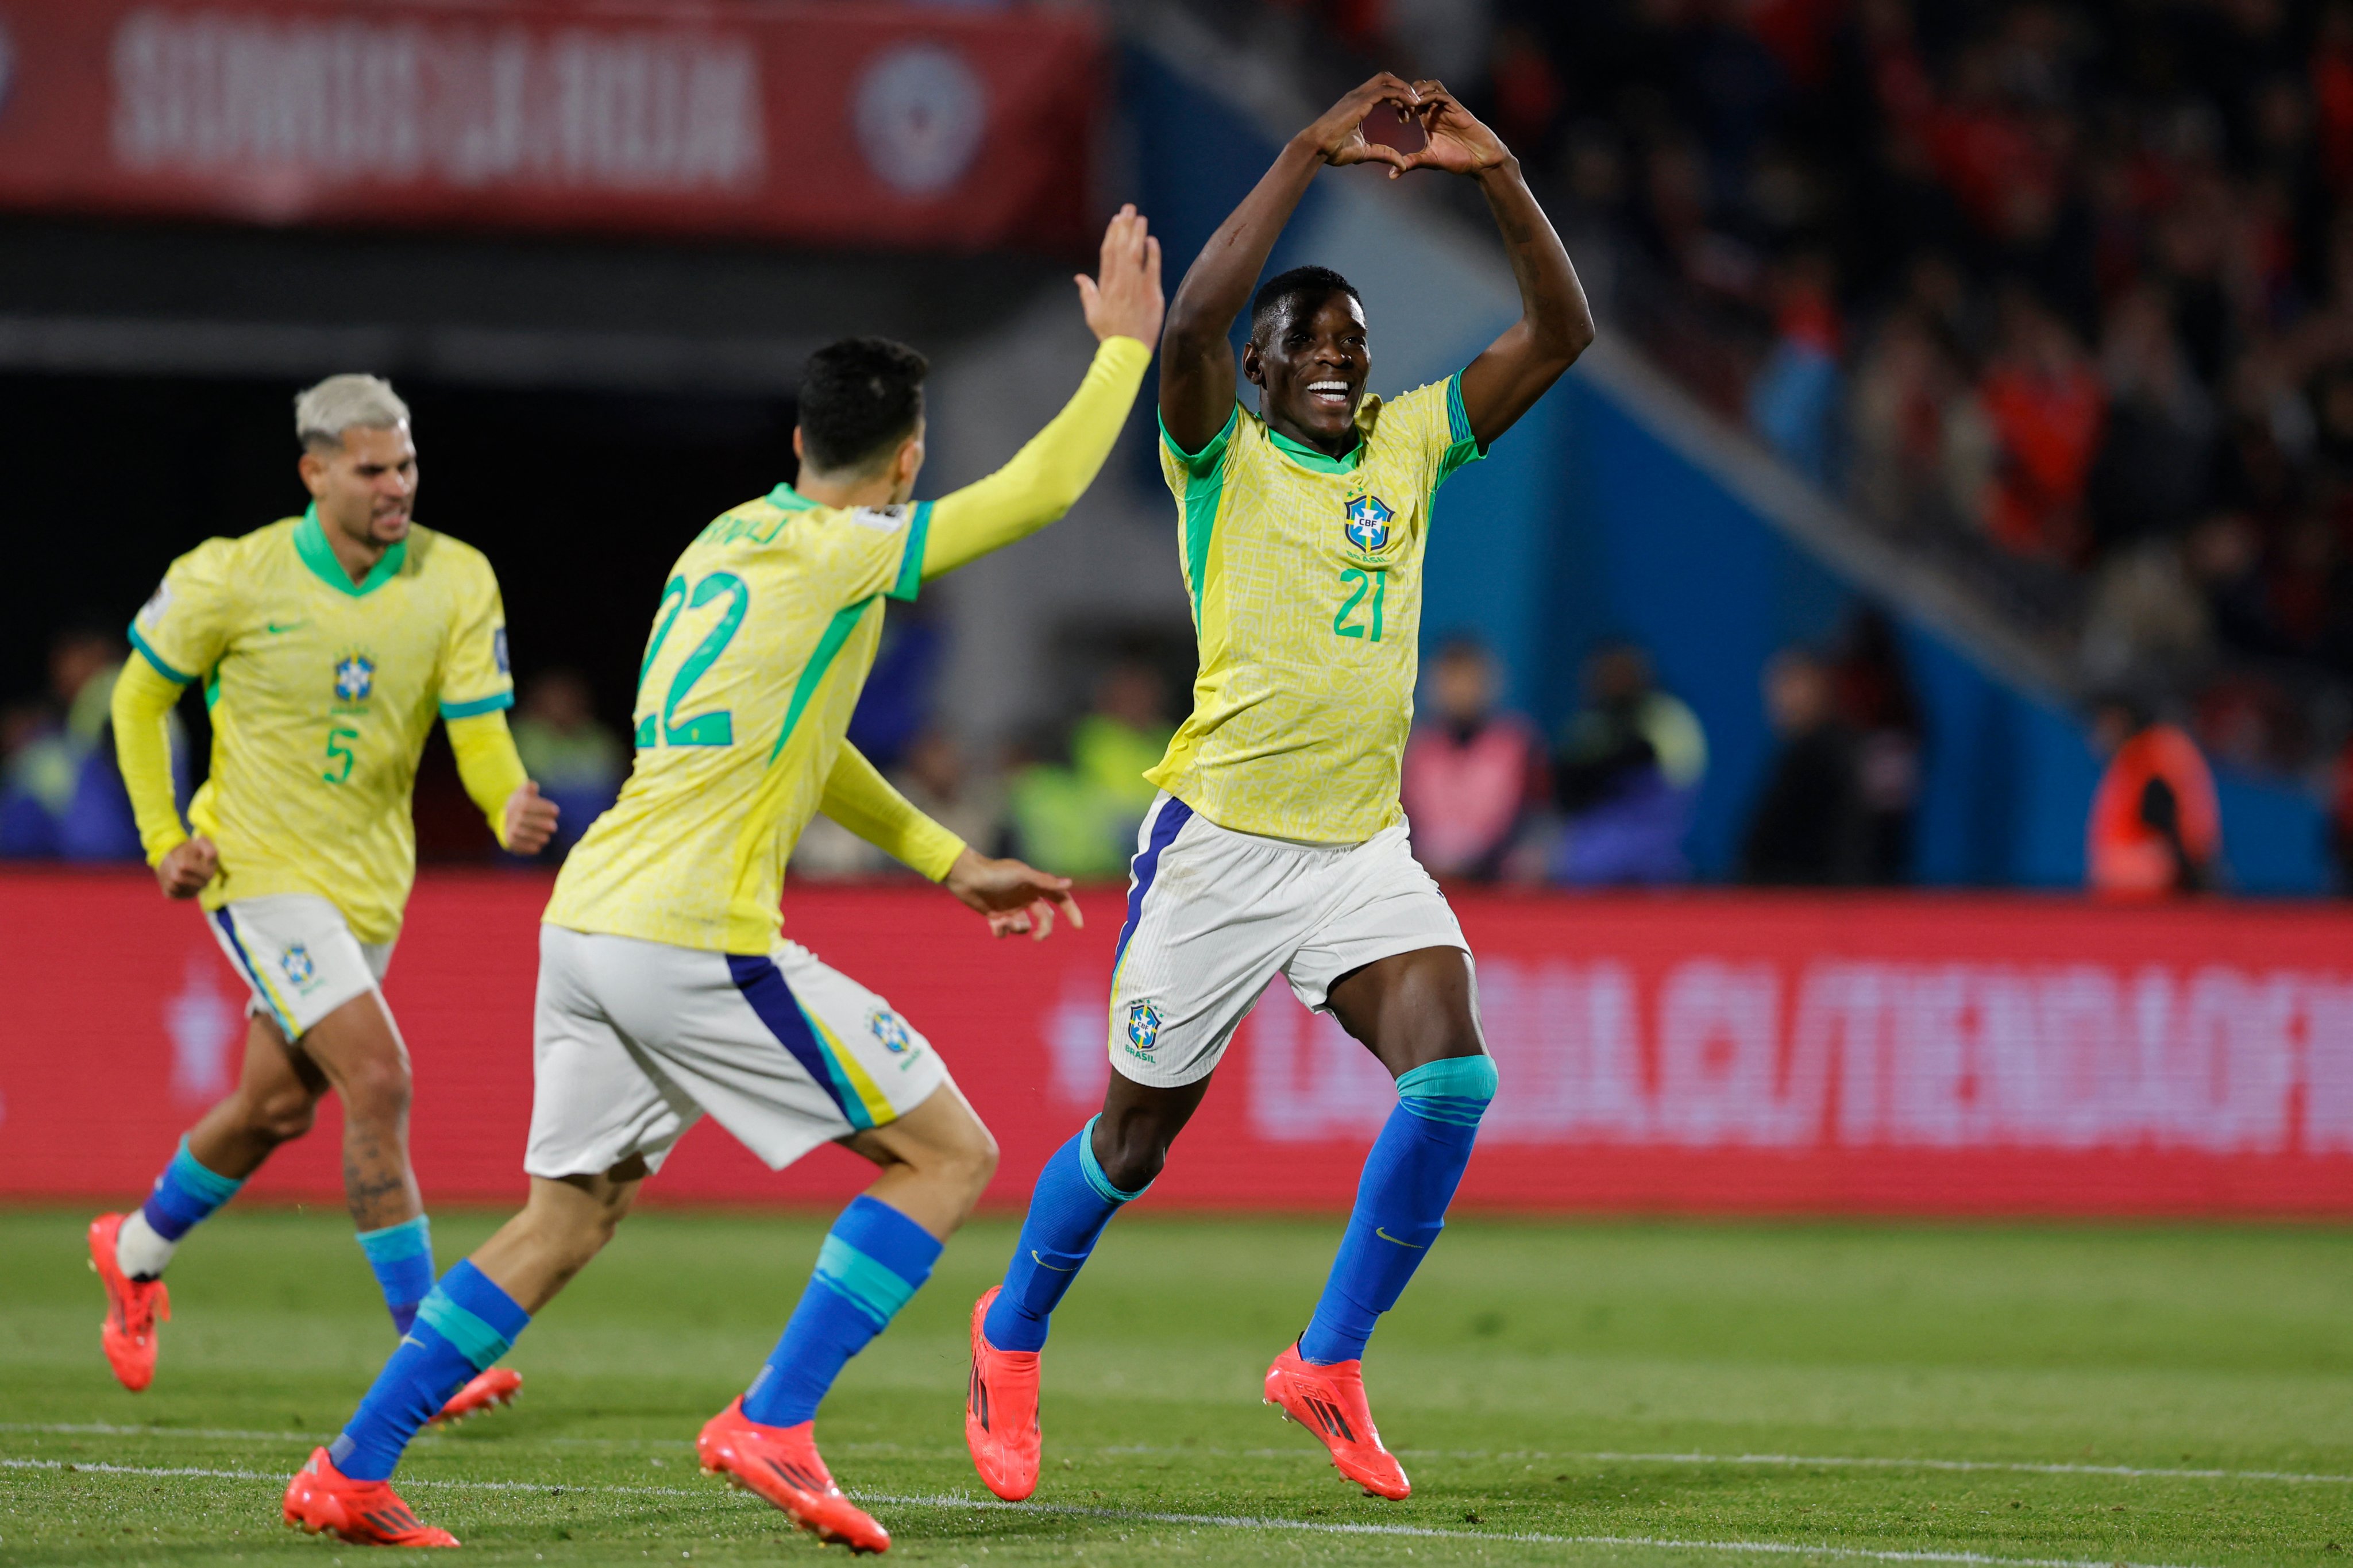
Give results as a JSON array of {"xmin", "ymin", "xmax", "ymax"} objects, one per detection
[
  {"xmin": 1106, "ymin": 792, "xmax": 1470, "ymax": 1088},
  {"xmin": 525, "ymin": 925, "xmax": 948, "ymax": 1179},
  {"xmin": 207, "ymin": 893, "xmax": 394, "ymax": 1040}
]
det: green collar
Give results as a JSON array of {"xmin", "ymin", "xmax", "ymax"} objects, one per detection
[
  {"xmin": 1266, "ymin": 424, "xmax": 1363, "ymax": 474},
  {"xmin": 295, "ymin": 504, "xmax": 407, "ymax": 596},
  {"xmin": 766, "ymin": 482, "xmax": 818, "ymax": 512}
]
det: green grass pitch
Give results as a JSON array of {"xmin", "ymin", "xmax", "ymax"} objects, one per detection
[{"xmin": 3, "ymin": 1207, "xmax": 2350, "ymax": 1566}]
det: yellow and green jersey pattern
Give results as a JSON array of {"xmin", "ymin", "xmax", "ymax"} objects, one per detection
[
  {"xmin": 543, "ymin": 486, "xmax": 929, "ymax": 954},
  {"xmin": 127, "ymin": 509, "xmax": 514, "ymax": 944},
  {"xmin": 1149, "ymin": 374, "xmax": 1483, "ymax": 843}
]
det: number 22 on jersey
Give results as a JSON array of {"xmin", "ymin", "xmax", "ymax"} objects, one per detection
[{"xmin": 635, "ymin": 571, "xmax": 749, "ymax": 747}]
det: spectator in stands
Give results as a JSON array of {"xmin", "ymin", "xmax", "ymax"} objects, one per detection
[
  {"xmin": 893, "ymin": 728, "xmax": 1008, "ymax": 860},
  {"xmin": 1740, "ymin": 646, "xmax": 1867, "ymax": 885},
  {"xmin": 1402, "ymin": 635, "xmax": 1547, "ymax": 882},
  {"xmin": 2086, "ymin": 693, "xmax": 2220, "ymax": 897},
  {"xmin": 1830, "ymin": 608, "xmax": 1923, "ymax": 883},
  {"xmin": 1748, "ymin": 249, "xmax": 1845, "ymax": 483},
  {"xmin": 508, "ymin": 667, "xmax": 622, "ymax": 858},
  {"xmin": 0, "ymin": 626, "xmax": 165, "ymax": 860},
  {"xmin": 1552, "ymin": 639, "xmax": 1707, "ymax": 886},
  {"xmin": 1977, "ymin": 284, "xmax": 2105, "ymax": 562},
  {"xmin": 1007, "ymin": 660, "xmax": 1174, "ymax": 880}
]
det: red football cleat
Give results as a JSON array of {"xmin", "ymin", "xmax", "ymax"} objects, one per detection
[
  {"xmin": 696, "ymin": 1398, "xmax": 889, "ymax": 1554},
  {"xmin": 283, "ymin": 1447, "xmax": 457, "ymax": 1547},
  {"xmin": 88, "ymin": 1213, "xmax": 169, "ymax": 1393},
  {"xmin": 1264, "ymin": 1341, "xmax": 1411, "ymax": 1499},
  {"xmin": 964, "ymin": 1286, "xmax": 1042, "ymax": 1502},
  {"xmin": 429, "ymin": 1366, "xmax": 522, "ymax": 1427}
]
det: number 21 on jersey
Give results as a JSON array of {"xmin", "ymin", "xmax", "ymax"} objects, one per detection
[
  {"xmin": 1334, "ymin": 566, "xmax": 1386, "ymax": 642},
  {"xmin": 635, "ymin": 571, "xmax": 749, "ymax": 747}
]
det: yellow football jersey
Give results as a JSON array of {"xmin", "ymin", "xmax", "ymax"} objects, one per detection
[
  {"xmin": 127, "ymin": 507, "xmax": 514, "ymax": 943},
  {"xmin": 1150, "ymin": 373, "xmax": 1484, "ymax": 843},
  {"xmin": 546, "ymin": 331, "xmax": 1154, "ymax": 954}
]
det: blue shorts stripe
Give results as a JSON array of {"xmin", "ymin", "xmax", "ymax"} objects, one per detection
[
  {"xmin": 726, "ymin": 954, "xmax": 855, "ymax": 1122},
  {"xmin": 213, "ymin": 909, "xmax": 298, "ymax": 1037},
  {"xmin": 1111, "ymin": 796, "xmax": 1194, "ymax": 975}
]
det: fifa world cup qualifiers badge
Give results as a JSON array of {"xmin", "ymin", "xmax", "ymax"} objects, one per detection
[{"xmin": 1343, "ymin": 494, "xmax": 1394, "ymax": 557}]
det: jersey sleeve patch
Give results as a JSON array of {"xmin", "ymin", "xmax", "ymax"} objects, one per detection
[{"xmin": 848, "ymin": 505, "xmax": 911, "ymax": 533}]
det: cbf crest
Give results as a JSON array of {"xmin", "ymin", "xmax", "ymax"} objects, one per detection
[
  {"xmin": 1343, "ymin": 493, "xmax": 1394, "ymax": 556},
  {"xmin": 280, "ymin": 941, "xmax": 319, "ymax": 992},
  {"xmin": 332, "ymin": 651, "xmax": 376, "ymax": 707},
  {"xmin": 1126, "ymin": 1000, "xmax": 1163, "ymax": 1053},
  {"xmin": 865, "ymin": 1006, "xmax": 913, "ymax": 1055}
]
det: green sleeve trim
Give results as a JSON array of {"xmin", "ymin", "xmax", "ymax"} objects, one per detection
[
  {"xmin": 439, "ymin": 690, "xmax": 515, "ymax": 720},
  {"xmin": 888, "ymin": 501, "xmax": 932, "ymax": 603},
  {"xmin": 1180, "ymin": 457, "xmax": 1224, "ymax": 632},
  {"xmin": 126, "ymin": 626, "xmax": 195, "ymax": 687},
  {"xmin": 1158, "ymin": 405, "xmax": 1239, "ymax": 478},
  {"xmin": 769, "ymin": 598, "xmax": 874, "ymax": 763},
  {"xmin": 1434, "ymin": 370, "xmax": 1488, "ymax": 488}
]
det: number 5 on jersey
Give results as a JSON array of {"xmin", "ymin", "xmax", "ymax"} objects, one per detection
[{"xmin": 635, "ymin": 571, "xmax": 749, "ymax": 747}]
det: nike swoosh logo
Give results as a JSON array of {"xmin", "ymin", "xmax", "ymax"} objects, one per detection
[
  {"xmin": 1029, "ymin": 1251, "xmax": 1076, "ymax": 1272},
  {"xmin": 1375, "ymin": 1228, "xmax": 1425, "ymax": 1249},
  {"xmin": 397, "ymin": 1335, "xmax": 423, "ymax": 1349},
  {"xmin": 265, "ymin": 621, "xmax": 308, "ymax": 634}
]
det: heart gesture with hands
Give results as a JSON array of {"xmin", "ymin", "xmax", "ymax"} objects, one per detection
[{"xmin": 1306, "ymin": 74, "xmax": 1511, "ymax": 181}]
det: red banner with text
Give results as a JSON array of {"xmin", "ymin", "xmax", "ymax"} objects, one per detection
[
  {"xmin": 6, "ymin": 870, "xmax": 2353, "ymax": 1215},
  {"xmin": 0, "ymin": 1, "xmax": 1101, "ymax": 251}
]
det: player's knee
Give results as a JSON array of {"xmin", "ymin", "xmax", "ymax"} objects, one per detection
[
  {"xmin": 943, "ymin": 1121, "xmax": 1000, "ymax": 1202},
  {"xmin": 339, "ymin": 1055, "xmax": 413, "ymax": 1125},
  {"xmin": 248, "ymin": 1085, "xmax": 319, "ymax": 1144},
  {"xmin": 1095, "ymin": 1126, "xmax": 1166, "ymax": 1195}
]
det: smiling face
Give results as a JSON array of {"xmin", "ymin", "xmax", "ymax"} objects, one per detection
[{"xmin": 1243, "ymin": 289, "xmax": 1371, "ymax": 455}]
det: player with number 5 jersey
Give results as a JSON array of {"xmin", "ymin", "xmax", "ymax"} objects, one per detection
[
  {"xmin": 91, "ymin": 374, "xmax": 557, "ymax": 1428},
  {"xmin": 285, "ymin": 205, "xmax": 1165, "ymax": 1552}
]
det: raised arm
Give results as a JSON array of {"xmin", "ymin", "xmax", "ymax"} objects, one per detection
[
  {"xmin": 1159, "ymin": 74, "xmax": 1424, "ymax": 453},
  {"xmin": 1392, "ymin": 82, "xmax": 1594, "ymax": 446},
  {"xmin": 916, "ymin": 207, "xmax": 1164, "ymax": 578}
]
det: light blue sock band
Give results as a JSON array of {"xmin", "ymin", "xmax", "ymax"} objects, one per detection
[
  {"xmin": 415, "ymin": 1291, "xmax": 514, "ymax": 1371},
  {"xmin": 813, "ymin": 1235, "xmax": 920, "ymax": 1328},
  {"xmin": 1077, "ymin": 1114, "xmax": 1150, "ymax": 1203},
  {"xmin": 1396, "ymin": 1055, "xmax": 1499, "ymax": 1126},
  {"xmin": 165, "ymin": 1137, "xmax": 243, "ymax": 1207},
  {"xmin": 356, "ymin": 1215, "xmax": 433, "ymax": 1265}
]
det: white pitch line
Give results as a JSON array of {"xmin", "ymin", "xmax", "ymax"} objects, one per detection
[
  {"xmin": 1569, "ymin": 1451, "xmax": 2353, "ymax": 1487},
  {"xmin": 8, "ymin": 1423, "xmax": 2349, "ymax": 1487},
  {"xmin": 1, "ymin": 1457, "xmax": 2207, "ymax": 1568}
]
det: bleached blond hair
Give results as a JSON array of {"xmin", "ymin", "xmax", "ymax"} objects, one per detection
[{"xmin": 294, "ymin": 374, "xmax": 410, "ymax": 453}]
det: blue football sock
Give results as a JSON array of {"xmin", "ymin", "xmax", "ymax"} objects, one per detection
[
  {"xmin": 140, "ymin": 1137, "xmax": 243, "ymax": 1242},
  {"xmin": 982, "ymin": 1115, "xmax": 1148, "ymax": 1354},
  {"xmin": 356, "ymin": 1216, "xmax": 436, "ymax": 1335},
  {"xmin": 741, "ymin": 1195, "xmax": 942, "ymax": 1428},
  {"xmin": 1299, "ymin": 1056, "xmax": 1496, "ymax": 1366},
  {"xmin": 329, "ymin": 1260, "xmax": 529, "ymax": 1482}
]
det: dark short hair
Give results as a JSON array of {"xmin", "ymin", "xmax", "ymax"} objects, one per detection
[
  {"xmin": 798, "ymin": 337, "xmax": 929, "ymax": 473},
  {"xmin": 1249, "ymin": 265, "xmax": 1363, "ymax": 341}
]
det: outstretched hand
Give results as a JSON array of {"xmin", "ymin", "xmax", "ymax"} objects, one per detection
[
  {"xmin": 1303, "ymin": 74, "xmax": 1423, "ymax": 172},
  {"xmin": 942, "ymin": 847, "xmax": 1084, "ymax": 942},
  {"xmin": 1077, "ymin": 204, "xmax": 1165, "ymax": 347}
]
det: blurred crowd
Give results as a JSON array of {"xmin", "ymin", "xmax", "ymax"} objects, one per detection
[{"xmin": 1261, "ymin": 0, "xmax": 2353, "ymax": 781}]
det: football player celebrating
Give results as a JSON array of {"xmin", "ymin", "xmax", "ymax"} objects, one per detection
[
  {"xmin": 95, "ymin": 375, "xmax": 557, "ymax": 1426},
  {"xmin": 966, "ymin": 76, "xmax": 1593, "ymax": 1501},
  {"xmin": 281, "ymin": 207, "xmax": 1164, "ymax": 1551}
]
